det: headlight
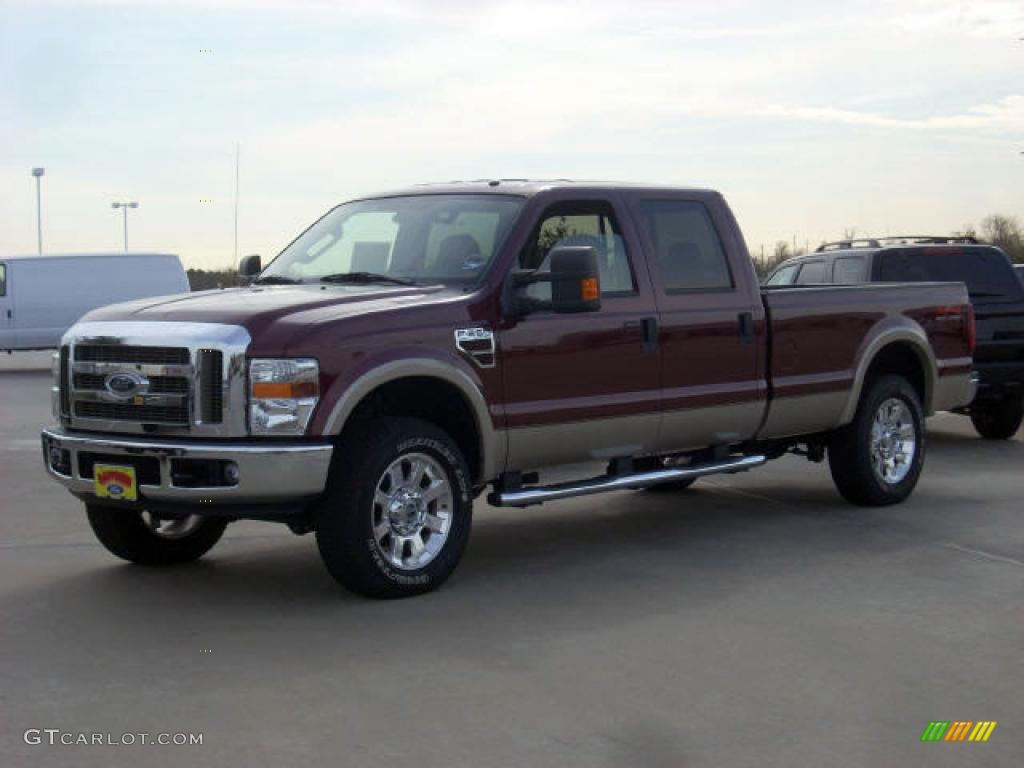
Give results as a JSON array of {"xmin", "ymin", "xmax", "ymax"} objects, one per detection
[{"xmin": 249, "ymin": 358, "xmax": 319, "ymax": 435}]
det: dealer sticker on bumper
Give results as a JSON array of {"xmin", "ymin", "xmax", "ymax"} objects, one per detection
[{"xmin": 94, "ymin": 464, "xmax": 138, "ymax": 501}]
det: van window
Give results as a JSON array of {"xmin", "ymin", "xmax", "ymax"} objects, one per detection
[
  {"xmin": 878, "ymin": 248, "xmax": 1023, "ymax": 302},
  {"xmin": 766, "ymin": 264, "xmax": 798, "ymax": 286},
  {"xmin": 638, "ymin": 200, "xmax": 733, "ymax": 292},
  {"xmin": 0, "ymin": 264, "xmax": 5, "ymax": 296},
  {"xmin": 796, "ymin": 261, "xmax": 826, "ymax": 284},
  {"xmin": 833, "ymin": 256, "xmax": 866, "ymax": 283}
]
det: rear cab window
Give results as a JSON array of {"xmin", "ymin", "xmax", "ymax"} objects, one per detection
[
  {"xmin": 637, "ymin": 200, "xmax": 733, "ymax": 293},
  {"xmin": 878, "ymin": 247, "xmax": 1024, "ymax": 302}
]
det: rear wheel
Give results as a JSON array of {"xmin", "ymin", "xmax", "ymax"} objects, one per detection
[
  {"xmin": 970, "ymin": 398, "xmax": 1023, "ymax": 440},
  {"xmin": 86, "ymin": 505, "xmax": 227, "ymax": 565},
  {"xmin": 828, "ymin": 375, "xmax": 925, "ymax": 506},
  {"xmin": 315, "ymin": 418, "xmax": 473, "ymax": 598}
]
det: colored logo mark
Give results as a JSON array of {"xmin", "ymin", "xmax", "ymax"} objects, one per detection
[{"xmin": 921, "ymin": 721, "xmax": 997, "ymax": 742}]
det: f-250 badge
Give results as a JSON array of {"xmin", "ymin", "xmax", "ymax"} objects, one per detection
[{"xmin": 454, "ymin": 327, "xmax": 495, "ymax": 368}]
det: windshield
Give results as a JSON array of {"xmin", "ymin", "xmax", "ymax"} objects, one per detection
[{"xmin": 259, "ymin": 194, "xmax": 525, "ymax": 287}]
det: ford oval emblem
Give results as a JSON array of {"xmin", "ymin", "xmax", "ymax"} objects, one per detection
[{"xmin": 104, "ymin": 371, "xmax": 149, "ymax": 399}]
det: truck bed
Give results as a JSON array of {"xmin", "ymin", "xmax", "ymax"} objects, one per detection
[{"xmin": 758, "ymin": 282, "xmax": 973, "ymax": 440}]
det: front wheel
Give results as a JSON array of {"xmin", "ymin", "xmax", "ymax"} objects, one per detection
[
  {"xmin": 86, "ymin": 506, "xmax": 227, "ymax": 565},
  {"xmin": 828, "ymin": 375, "xmax": 925, "ymax": 506},
  {"xmin": 315, "ymin": 418, "xmax": 473, "ymax": 598},
  {"xmin": 970, "ymin": 398, "xmax": 1023, "ymax": 440}
]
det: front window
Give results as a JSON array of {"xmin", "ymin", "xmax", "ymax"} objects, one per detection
[{"xmin": 260, "ymin": 195, "xmax": 524, "ymax": 286}]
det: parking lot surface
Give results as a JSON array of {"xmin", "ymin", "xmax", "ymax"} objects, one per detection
[{"xmin": 1, "ymin": 351, "xmax": 1021, "ymax": 767}]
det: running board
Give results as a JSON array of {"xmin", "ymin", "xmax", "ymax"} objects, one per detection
[{"xmin": 489, "ymin": 455, "xmax": 766, "ymax": 507}]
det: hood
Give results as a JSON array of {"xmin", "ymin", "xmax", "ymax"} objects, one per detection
[{"xmin": 81, "ymin": 283, "xmax": 464, "ymax": 332}]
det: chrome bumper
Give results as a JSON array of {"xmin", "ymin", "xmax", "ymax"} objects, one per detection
[{"xmin": 41, "ymin": 427, "xmax": 332, "ymax": 506}]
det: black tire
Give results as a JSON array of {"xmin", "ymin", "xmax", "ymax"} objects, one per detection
[
  {"xmin": 828, "ymin": 375, "xmax": 925, "ymax": 506},
  {"xmin": 970, "ymin": 398, "xmax": 1023, "ymax": 440},
  {"xmin": 644, "ymin": 477, "xmax": 697, "ymax": 493},
  {"xmin": 315, "ymin": 418, "xmax": 473, "ymax": 599},
  {"xmin": 86, "ymin": 505, "xmax": 227, "ymax": 565}
]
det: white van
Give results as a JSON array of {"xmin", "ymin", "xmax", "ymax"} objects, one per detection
[{"xmin": 0, "ymin": 253, "xmax": 189, "ymax": 351}]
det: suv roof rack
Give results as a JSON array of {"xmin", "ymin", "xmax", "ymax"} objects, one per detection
[
  {"xmin": 815, "ymin": 238, "xmax": 881, "ymax": 252},
  {"xmin": 815, "ymin": 235, "xmax": 979, "ymax": 253}
]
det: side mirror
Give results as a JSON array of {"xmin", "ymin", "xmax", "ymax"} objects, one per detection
[
  {"xmin": 239, "ymin": 253, "xmax": 261, "ymax": 277},
  {"xmin": 548, "ymin": 246, "xmax": 602, "ymax": 313},
  {"xmin": 505, "ymin": 245, "xmax": 602, "ymax": 318}
]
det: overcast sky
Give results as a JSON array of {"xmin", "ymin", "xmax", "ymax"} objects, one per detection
[{"xmin": 1, "ymin": 0, "xmax": 1021, "ymax": 268}]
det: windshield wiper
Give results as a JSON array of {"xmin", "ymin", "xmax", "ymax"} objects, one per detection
[
  {"xmin": 968, "ymin": 290, "xmax": 1003, "ymax": 298},
  {"xmin": 320, "ymin": 272, "xmax": 416, "ymax": 286},
  {"xmin": 253, "ymin": 274, "xmax": 301, "ymax": 285}
]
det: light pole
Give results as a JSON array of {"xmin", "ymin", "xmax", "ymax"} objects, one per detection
[
  {"xmin": 111, "ymin": 201, "xmax": 138, "ymax": 252},
  {"xmin": 32, "ymin": 168, "xmax": 44, "ymax": 255}
]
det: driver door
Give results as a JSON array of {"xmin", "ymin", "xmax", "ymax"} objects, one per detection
[{"xmin": 497, "ymin": 193, "xmax": 661, "ymax": 471}]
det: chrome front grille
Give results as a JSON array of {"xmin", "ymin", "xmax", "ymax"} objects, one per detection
[
  {"xmin": 75, "ymin": 345, "xmax": 190, "ymax": 365},
  {"xmin": 60, "ymin": 322, "xmax": 252, "ymax": 437},
  {"xmin": 70, "ymin": 345, "xmax": 194, "ymax": 426}
]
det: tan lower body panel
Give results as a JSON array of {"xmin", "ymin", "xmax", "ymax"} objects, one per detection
[
  {"xmin": 757, "ymin": 390, "xmax": 848, "ymax": 441},
  {"xmin": 505, "ymin": 400, "xmax": 766, "ymax": 473},
  {"xmin": 932, "ymin": 370, "xmax": 974, "ymax": 412}
]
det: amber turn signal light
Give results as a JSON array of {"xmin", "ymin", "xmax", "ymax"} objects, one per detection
[
  {"xmin": 251, "ymin": 381, "xmax": 319, "ymax": 399},
  {"xmin": 581, "ymin": 277, "xmax": 599, "ymax": 302}
]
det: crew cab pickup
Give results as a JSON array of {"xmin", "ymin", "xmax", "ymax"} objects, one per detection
[
  {"xmin": 41, "ymin": 182, "xmax": 976, "ymax": 597},
  {"xmin": 767, "ymin": 237, "xmax": 1024, "ymax": 439}
]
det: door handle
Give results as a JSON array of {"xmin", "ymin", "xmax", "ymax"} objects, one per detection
[
  {"xmin": 641, "ymin": 316, "xmax": 658, "ymax": 353},
  {"xmin": 623, "ymin": 317, "xmax": 658, "ymax": 353},
  {"xmin": 738, "ymin": 312, "xmax": 754, "ymax": 344}
]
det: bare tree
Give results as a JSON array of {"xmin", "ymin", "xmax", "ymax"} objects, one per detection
[{"xmin": 980, "ymin": 214, "xmax": 1023, "ymax": 262}]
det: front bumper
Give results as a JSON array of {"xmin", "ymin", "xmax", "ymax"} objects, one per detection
[{"xmin": 41, "ymin": 427, "xmax": 333, "ymax": 509}]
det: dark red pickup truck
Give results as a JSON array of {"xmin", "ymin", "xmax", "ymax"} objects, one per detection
[{"xmin": 42, "ymin": 181, "xmax": 976, "ymax": 597}]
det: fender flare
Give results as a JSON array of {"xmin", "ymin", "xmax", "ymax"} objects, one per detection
[
  {"xmin": 319, "ymin": 357, "xmax": 504, "ymax": 482},
  {"xmin": 839, "ymin": 318, "xmax": 937, "ymax": 424}
]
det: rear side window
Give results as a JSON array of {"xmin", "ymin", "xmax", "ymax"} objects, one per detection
[
  {"xmin": 766, "ymin": 264, "xmax": 797, "ymax": 285},
  {"xmin": 878, "ymin": 248, "xmax": 1023, "ymax": 302},
  {"xmin": 638, "ymin": 200, "xmax": 733, "ymax": 292},
  {"xmin": 0, "ymin": 264, "xmax": 5, "ymax": 296},
  {"xmin": 796, "ymin": 261, "xmax": 826, "ymax": 284},
  {"xmin": 833, "ymin": 256, "xmax": 866, "ymax": 283}
]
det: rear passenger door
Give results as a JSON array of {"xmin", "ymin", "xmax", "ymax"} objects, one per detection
[{"xmin": 630, "ymin": 196, "xmax": 766, "ymax": 452}]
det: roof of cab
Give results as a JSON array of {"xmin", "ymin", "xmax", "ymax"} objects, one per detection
[{"xmin": 357, "ymin": 179, "xmax": 719, "ymax": 199}]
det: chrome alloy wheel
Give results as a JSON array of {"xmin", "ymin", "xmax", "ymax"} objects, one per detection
[
  {"xmin": 869, "ymin": 397, "xmax": 917, "ymax": 485},
  {"xmin": 371, "ymin": 452, "xmax": 454, "ymax": 571},
  {"xmin": 143, "ymin": 512, "xmax": 204, "ymax": 539}
]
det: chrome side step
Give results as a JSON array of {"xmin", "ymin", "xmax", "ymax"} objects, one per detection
[{"xmin": 489, "ymin": 455, "xmax": 766, "ymax": 507}]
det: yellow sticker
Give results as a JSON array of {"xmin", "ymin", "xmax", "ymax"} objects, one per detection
[{"xmin": 94, "ymin": 464, "xmax": 138, "ymax": 501}]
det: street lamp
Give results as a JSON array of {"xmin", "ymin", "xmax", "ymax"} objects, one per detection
[
  {"xmin": 111, "ymin": 201, "xmax": 139, "ymax": 252},
  {"xmin": 32, "ymin": 168, "xmax": 44, "ymax": 255}
]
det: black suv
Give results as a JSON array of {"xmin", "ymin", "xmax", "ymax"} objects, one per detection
[{"xmin": 767, "ymin": 237, "xmax": 1024, "ymax": 439}]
